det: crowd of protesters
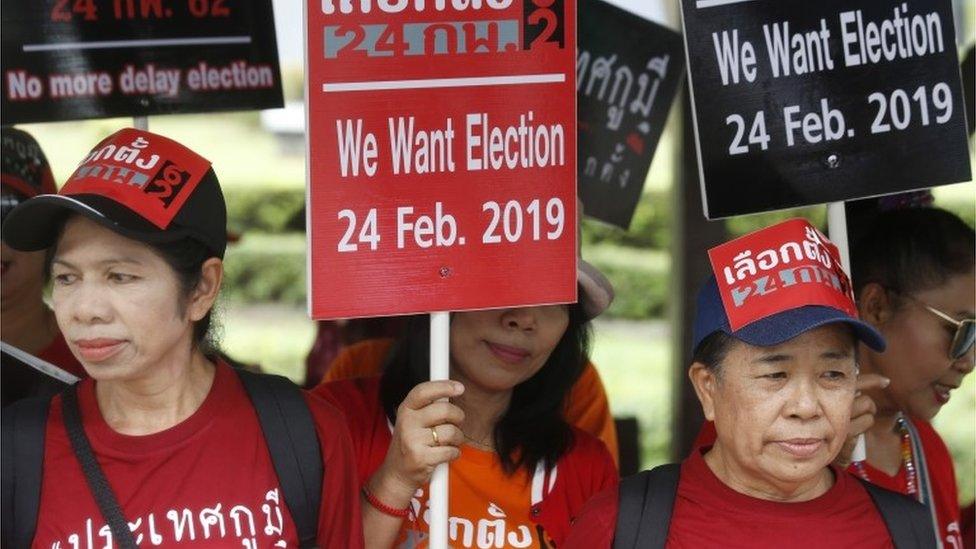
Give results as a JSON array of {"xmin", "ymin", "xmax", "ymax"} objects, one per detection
[{"xmin": 1, "ymin": 125, "xmax": 973, "ymax": 548}]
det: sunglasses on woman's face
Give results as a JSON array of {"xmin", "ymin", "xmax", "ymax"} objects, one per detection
[
  {"xmin": 887, "ymin": 288, "xmax": 976, "ymax": 361},
  {"xmin": 921, "ymin": 305, "xmax": 976, "ymax": 360}
]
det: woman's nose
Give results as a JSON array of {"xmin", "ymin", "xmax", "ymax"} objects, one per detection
[
  {"xmin": 501, "ymin": 307, "xmax": 538, "ymax": 332},
  {"xmin": 64, "ymin": 282, "xmax": 112, "ymax": 325},
  {"xmin": 785, "ymin": 379, "xmax": 821, "ymax": 419},
  {"xmin": 952, "ymin": 347, "xmax": 975, "ymax": 375}
]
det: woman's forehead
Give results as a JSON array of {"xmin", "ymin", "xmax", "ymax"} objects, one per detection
[
  {"xmin": 913, "ymin": 270, "xmax": 976, "ymax": 318},
  {"xmin": 55, "ymin": 216, "xmax": 156, "ymax": 264},
  {"xmin": 727, "ymin": 325, "xmax": 856, "ymax": 365}
]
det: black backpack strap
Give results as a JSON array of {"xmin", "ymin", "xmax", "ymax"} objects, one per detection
[
  {"xmin": 237, "ymin": 369, "xmax": 323, "ymax": 548},
  {"xmin": 61, "ymin": 386, "xmax": 139, "ymax": 549},
  {"xmin": 613, "ymin": 470, "xmax": 652, "ymax": 549},
  {"xmin": 2, "ymin": 396, "xmax": 52, "ymax": 549},
  {"xmin": 613, "ymin": 463, "xmax": 681, "ymax": 549},
  {"xmin": 859, "ymin": 478, "xmax": 937, "ymax": 549}
]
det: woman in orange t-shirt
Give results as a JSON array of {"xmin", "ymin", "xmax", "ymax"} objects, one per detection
[{"xmin": 314, "ymin": 264, "xmax": 619, "ymax": 548}]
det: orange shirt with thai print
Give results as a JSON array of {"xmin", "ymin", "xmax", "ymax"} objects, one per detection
[
  {"xmin": 314, "ymin": 377, "xmax": 619, "ymax": 548},
  {"xmin": 322, "ymin": 338, "xmax": 619, "ymax": 466},
  {"xmin": 397, "ymin": 445, "xmax": 547, "ymax": 548}
]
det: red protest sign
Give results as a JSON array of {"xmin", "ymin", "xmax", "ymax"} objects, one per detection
[
  {"xmin": 708, "ymin": 218, "xmax": 858, "ymax": 331},
  {"xmin": 306, "ymin": 0, "xmax": 578, "ymax": 319}
]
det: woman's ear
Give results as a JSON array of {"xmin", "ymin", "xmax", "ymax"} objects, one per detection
[
  {"xmin": 188, "ymin": 257, "xmax": 223, "ymax": 322},
  {"xmin": 857, "ymin": 282, "xmax": 892, "ymax": 326},
  {"xmin": 689, "ymin": 362, "xmax": 718, "ymax": 421}
]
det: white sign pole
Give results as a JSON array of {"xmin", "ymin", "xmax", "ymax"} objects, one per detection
[
  {"xmin": 826, "ymin": 201, "xmax": 866, "ymax": 463},
  {"xmin": 133, "ymin": 116, "xmax": 148, "ymax": 130},
  {"xmin": 429, "ymin": 311, "xmax": 450, "ymax": 549},
  {"xmin": 1, "ymin": 342, "xmax": 81, "ymax": 385},
  {"xmin": 826, "ymin": 202, "xmax": 851, "ymax": 277}
]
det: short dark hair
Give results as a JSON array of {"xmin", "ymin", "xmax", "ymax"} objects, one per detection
[
  {"xmin": 379, "ymin": 296, "xmax": 591, "ymax": 476},
  {"xmin": 692, "ymin": 331, "xmax": 736, "ymax": 375},
  {"xmin": 851, "ymin": 208, "xmax": 975, "ymax": 300}
]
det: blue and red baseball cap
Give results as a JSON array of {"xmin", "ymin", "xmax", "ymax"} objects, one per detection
[
  {"xmin": 693, "ymin": 219, "xmax": 885, "ymax": 353},
  {"xmin": 2, "ymin": 128, "xmax": 227, "ymax": 258}
]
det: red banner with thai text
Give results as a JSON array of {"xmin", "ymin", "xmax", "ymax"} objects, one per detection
[{"xmin": 708, "ymin": 218, "xmax": 858, "ymax": 331}]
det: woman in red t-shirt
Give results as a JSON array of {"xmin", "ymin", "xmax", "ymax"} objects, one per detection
[
  {"xmin": 849, "ymin": 207, "xmax": 975, "ymax": 547},
  {"xmin": 567, "ymin": 219, "xmax": 933, "ymax": 548},
  {"xmin": 314, "ymin": 263, "xmax": 619, "ymax": 548},
  {"xmin": 1, "ymin": 129, "xmax": 363, "ymax": 548}
]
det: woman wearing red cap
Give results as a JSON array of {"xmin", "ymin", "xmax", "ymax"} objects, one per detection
[
  {"xmin": 566, "ymin": 219, "xmax": 935, "ymax": 548},
  {"xmin": 1, "ymin": 128, "xmax": 362, "ymax": 548},
  {"xmin": 312, "ymin": 263, "xmax": 619, "ymax": 548}
]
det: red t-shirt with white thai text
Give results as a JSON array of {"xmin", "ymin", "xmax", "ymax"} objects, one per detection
[
  {"xmin": 33, "ymin": 361, "xmax": 364, "ymax": 548},
  {"xmin": 564, "ymin": 448, "xmax": 893, "ymax": 548}
]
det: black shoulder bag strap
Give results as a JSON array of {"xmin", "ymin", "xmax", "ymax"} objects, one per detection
[
  {"xmin": 613, "ymin": 463, "xmax": 681, "ymax": 549},
  {"xmin": 859, "ymin": 478, "xmax": 938, "ymax": 549},
  {"xmin": 237, "ymin": 369, "xmax": 323, "ymax": 549},
  {"xmin": 2, "ymin": 396, "xmax": 52, "ymax": 549},
  {"xmin": 61, "ymin": 385, "xmax": 139, "ymax": 549}
]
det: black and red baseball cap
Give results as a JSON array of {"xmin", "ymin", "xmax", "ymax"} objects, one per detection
[{"xmin": 2, "ymin": 128, "xmax": 227, "ymax": 258}]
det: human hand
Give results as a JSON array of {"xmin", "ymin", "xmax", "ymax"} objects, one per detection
[
  {"xmin": 368, "ymin": 380, "xmax": 466, "ymax": 508},
  {"xmin": 834, "ymin": 373, "xmax": 889, "ymax": 468}
]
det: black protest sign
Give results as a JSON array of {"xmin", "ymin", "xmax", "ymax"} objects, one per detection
[
  {"xmin": 680, "ymin": 0, "xmax": 971, "ymax": 219},
  {"xmin": 577, "ymin": 0, "xmax": 684, "ymax": 229},
  {"xmin": 1, "ymin": 0, "xmax": 283, "ymax": 124}
]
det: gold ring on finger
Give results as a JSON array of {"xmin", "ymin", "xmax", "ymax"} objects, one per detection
[{"xmin": 430, "ymin": 426, "xmax": 439, "ymax": 446}]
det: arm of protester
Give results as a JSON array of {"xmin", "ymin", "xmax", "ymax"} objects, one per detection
[
  {"xmin": 363, "ymin": 380, "xmax": 465, "ymax": 549},
  {"xmin": 834, "ymin": 373, "xmax": 889, "ymax": 468},
  {"xmin": 565, "ymin": 362, "xmax": 619, "ymax": 467},
  {"xmin": 322, "ymin": 338, "xmax": 395, "ymax": 384},
  {"xmin": 302, "ymin": 392, "xmax": 367, "ymax": 549}
]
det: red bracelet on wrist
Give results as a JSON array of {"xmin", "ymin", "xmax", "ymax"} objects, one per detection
[{"xmin": 362, "ymin": 485, "xmax": 411, "ymax": 518}]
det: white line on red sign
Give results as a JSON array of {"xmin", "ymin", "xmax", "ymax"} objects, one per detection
[
  {"xmin": 22, "ymin": 36, "xmax": 252, "ymax": 52},
  {"xmin": 694, "ymin": 0, "xmax": 755, "ymax": 8},
  {"xmin": 321, "ymin": 73, "xmax": 566, "ymax": 93}
]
